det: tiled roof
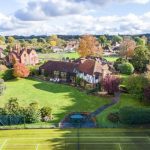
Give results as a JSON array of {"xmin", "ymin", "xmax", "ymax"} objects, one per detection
[
  {"xmin": 77, "ymin": 59, "xmax": 95, "ymax": 75},
  {"xmin": 40, "ymin": 61, "xmax": 77, "ymax": 74}
]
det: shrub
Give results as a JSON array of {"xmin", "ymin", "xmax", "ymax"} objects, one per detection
[
  {"xmin": 0, "ymin": 65, "xmax": 8, "ymax": 72},
  {"xmin": 102, "ymin": 75, "xmax": 120, "ymax": 95},
  {"xmin": 24, "ymin": 102, "xmax": 41, "ymax": 123},
  {"xmin": 29, "ymin": 66, "xmax": 39, "ymax": 76},
  {"xmin": 13, "ymin": 63, "xmax": 30, "ymax": 78},
  {"xmin": 40, "ymin": 107, "xmax": 52, "ymax": 122},
  {"xmin": 0, "ymin": 108, "xmax": 7, "ymax": 115},
  {"xmin": 144, "ymin": 86, "xmax": 150, "ymax": 104},
  {"xmin": 4, "ymin": 98, "xmax": 19, "ymax": 115},
  {"xmin": 76, "ymin": 77, "xmax": 82, "ymax": 86},
  {"xmin": 119, "ymin": 62, "xmax": 134, "ymax": 75},
  {"xmin": 119, "ymin": 107, "xmax": 150, "ymax": 124},
  {"xmin": 114, "ymin": 58, "xmax": 128, "ymax": 71},
  {"xmin": 123, "ymin": 75, "xmax": 149, "ymax": 100},
  {"xmin": 0, "ymin": 69, "xmax": 15, "ymax": 81},
  {"xmin": 107, "ymin": 112, "xmax": 119, "ymax": 123},
  {"xmin": 131, "ymin": 46, "xmax": 150, "ymax": 73}
]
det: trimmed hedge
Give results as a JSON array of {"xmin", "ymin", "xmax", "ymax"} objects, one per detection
[
  {"xmin": 113, "ymin": 58, "xmax": 128, "ymax": 71},
  {"xmin": 119, "ymin": 62, "xmax": 134, "ymax": 75},
  {"xmin": 119, "ymin": 107, "xmax": 150, "ymax": 124}
]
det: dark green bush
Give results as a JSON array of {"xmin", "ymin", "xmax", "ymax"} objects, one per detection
[
  {"xmin": 107, "ymin": 112, "xmax": 119, "ymax": 123},
  {"xmin": 114, "ymin": 58, "xmax": 128, "ymax": 71},
  {"xmin": 40, "ymin": 107, "xmax": 52, "ymax": 121},
  {"xmin": 119, "ymin": 62, "xmax": 134, "ymax": 75},
  {"xmin": 0, "ymin": 69, "xmax": 15, "ymax": 81},
  {"xmin": 123, "ymin": 75, "xmax": 149, "ymax": 100},
  {"xmin": 119, "ymin": 107, "xmax": 150, "ymax": 124},
  {"xmin": 29, "ymin": 66, "xmax": 39, "ymax": 76}
]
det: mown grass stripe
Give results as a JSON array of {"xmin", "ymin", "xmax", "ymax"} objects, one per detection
[
  {"xmin": 35, "ymin": 144, "xmax": 39, "ymax": 150},
  {"xmin": 6, "ymin": 136, "xmax": 149, "ymax": 139},
  {"xmin": 0, "ymin": 139, "xmax": 8, "ymax": 150}
]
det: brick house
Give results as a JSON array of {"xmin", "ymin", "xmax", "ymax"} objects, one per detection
[
  {"xmin": 6, "ymin": 46, "xmax": 39, "ymax": 66},
  {"xmin": 39, "ymin": 57, "xmax": 111, "ymax": 87}
]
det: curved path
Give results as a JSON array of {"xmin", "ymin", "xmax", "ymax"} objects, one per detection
[{"xmin": 90, "ymin": 92, "xmax": 121, "ymax": 118}]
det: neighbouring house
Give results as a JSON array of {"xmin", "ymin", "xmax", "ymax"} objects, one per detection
[
  {"xmin": 64, "ymin": 40, "xmax": 79, "ymax": 52},
  {"xmin": 39, "ymin": 57, "xmax": 112, "ymax": 87},
  {"xmin": 6, "ymin": 46, "xmax": 39, "ymax": 66},
  {"xmin": 51, "ymin": 46, "xmax": 64, "ymax": 53}
]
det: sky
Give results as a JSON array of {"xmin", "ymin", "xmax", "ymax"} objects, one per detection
[{"xmin": 0, "ymin": 0, "xmax": 150, "ymax": 35}]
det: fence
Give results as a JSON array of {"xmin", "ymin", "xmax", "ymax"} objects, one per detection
[{"xmin": 0, "ymin": 115, "xmax": 141, "ymax": 129}]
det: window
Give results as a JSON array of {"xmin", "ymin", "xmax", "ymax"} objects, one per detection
[
  {"xmin": 61, "ymin": 72, "xmax": 67, "ymax": 79},
  {"xmin": 54, "ymin": 71, "xmax": 59, "ymax": 77}
]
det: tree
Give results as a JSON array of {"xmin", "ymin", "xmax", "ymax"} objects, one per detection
[
  {"xmin": 31, "ymin": 38, "xmax": 37, "ymax": 47},
  {"xmin": 112, "ymin": 35, "xmax": 123, "ymax": 44},
  {"xmin": 7, "ymin": 36, "xmax": 15, "ymax": 43},
  {"xmin": 99, "ymin": 35, "xmax": 108, "ymax": 47},
  {"xmin": 135, "ymin": 37, "xmax": 146, "ymax": 46},
  {"xmin": 119, "ymin": 39, "xmax": 136, "ymax": 59},
  {"xmin": 37, "ymin": 38, "xmax": 46, "ymax": 43},
  {"xmin": 124, "ymin": 75, "xmax": 149, "ymax": 100},
  {"xmin": 13, "ymin": 63, "xmax": 30, "ymax": 78},
  {"xmin": 47, "ymin": 35, "xmax": 58, "ymax": 47},
  {"xmin": 24, "ymin": 102, "xmax": 41, "ymax": 123},
  {"xmin": 0, "ymin": 36, "xmax": 5, "ymax": 44},
  {"xmin": 50, "ymin": 40, "xmax": 57, "ymax": 47},
  {"xmin": 40, "ymin": 107, "xmax": 52, "ymax": 121},
  {"xmin": 118, "ymin": 62, "xmax": 134, "ymax": 75},
  {"xmin": 113, "ymin": 58, "xmax": 128, "ymax": 71},
  {"xmin": 131, "ymin": 46, "xmax": 150, "ymax": 72},
  {"xmin": 102, "ymin": 75, "xmax": 120, "ymax": 95},
  {"xmin": 5, "ymin": 98, "xmax": 19, "ymax": 114},
  {"xmin": 77, "ymin": 35, "xmax": 103, "ymax": 57}
]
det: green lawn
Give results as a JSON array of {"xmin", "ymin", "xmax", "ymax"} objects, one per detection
[
  {"xmin": 97, "ymin": 94, "xmax": 149, "ymax": 127},
  {"xmin": 38, "ymin": 52, "xmax": 119, "ymax": 62},
  {"xmin": 0, "ymin": 78, "xmax": 110, "ymax": 123},
  {"xmin": 103, "ymin": 56, "xmax": 119, "ymax": 62},
  {"xmin": 1, "ymin": 78, "xmax": 147, "ymax": 127},
  {"xmin": 38, "ymin": 52, "xmax": 79, "ymax": 60},
  {"xmin": 0, "ymin": 129, "xmax": 150, "ymax": 150}
]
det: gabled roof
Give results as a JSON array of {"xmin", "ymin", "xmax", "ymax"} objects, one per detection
[
  {"xmin": 77, "ymin": 59, "xmax": 95, "ymax": 75},
  {"xmin": 40, "ymin": 61, "xmax": 77, "ymax": 74}
]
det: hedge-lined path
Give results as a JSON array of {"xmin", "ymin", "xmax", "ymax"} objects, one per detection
[{"xmin": 90, "ymin": 92, "xmax": 121, "ymax": 118}]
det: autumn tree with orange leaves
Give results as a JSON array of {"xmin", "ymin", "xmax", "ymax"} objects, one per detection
[
  {"xmin": 120, "ymin": 39, "xmax": 136, "ymax": 59},
  {"xmin": 77, "ymin": 35, "xmax": 103, "ymax": 57},
  {"xmin": 13, "ymin": 63, "xmax": 30, "ymax": 78}
]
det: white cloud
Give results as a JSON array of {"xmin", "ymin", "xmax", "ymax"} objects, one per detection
[
  {"xmin": 1, "ymin": 9, "xmax": 150, "ymax": 35},
  {"xmin": 73, "ymin": 0, "xmax": 150, "ymax": 5},
  {"xmin": 15, "ymin": 0, "xmax": 85, "ymax": 21},
  {"xmin": 14, "ymin": 0, "xmax": 150, "ymax": 22}
]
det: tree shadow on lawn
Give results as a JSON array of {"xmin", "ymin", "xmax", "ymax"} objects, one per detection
[{"xmin": 30, "ymin": 78, "xmax": 111, "ymax": 123}]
